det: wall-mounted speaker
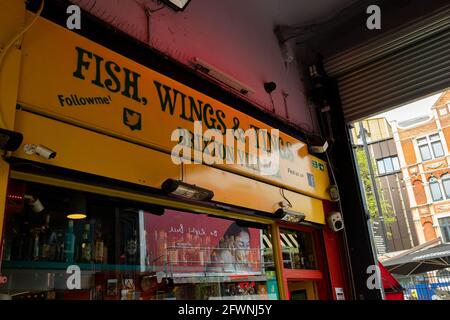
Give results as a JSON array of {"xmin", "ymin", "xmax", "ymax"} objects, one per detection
[{"xmin": 327, "ymin": 211, "xmax": 344, "ymax": 232}]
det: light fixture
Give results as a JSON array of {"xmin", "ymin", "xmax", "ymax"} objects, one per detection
[
  {"xmin": 67, "ymin": 213, "xmax": 87, "ymax": 220},
  {"xmin": 274, "ymin": 208, "xmax": 306, "ymax": 224},
  {"xmin": 264, "ymin": 82, "xmax": 277, "ymax": 94},
  {"xmin": 192, "ymin": 57, "xmax": 255, "ymax": 95},
  {"xmin": 66, "ymin": 194, "xmax": 87, "ymax": 220},
  {"xmin": 264, "ymin": 82, "xmax": 277, "ymax": 112},
  {"xmin": 161, "ymin": 179, "xmax": 214, "ymax": 201},
  {"xmin": 160, "ymin": 0, "xmax": 191, "ymax": 11},
  {"xmin": 24, "ymin": 195, "xmax": 44, "ymax": 213}
]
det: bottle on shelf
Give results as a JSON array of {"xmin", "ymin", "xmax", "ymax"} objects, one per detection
[
  {"xmin": 14, "ymin": 219, "xmax": 29, "ymax": 260},
  {"xmin": 64, "ymin": 220, "xmax": 76, "ymax": 263},
  {"xmin": 168, "ymin": 239, "xmax": 177, "ymax": 266},
  {"xmin": 198, "ymin": 237, "xmax": 204, "ymax": 266},
  {"xmin": 55, "ymin": 229, "xmax": 65, "ymax": 262},
  {"xmin": 157, "ymin": 230, "xmax": 167, "ymax": 265},
  {"xmin": 48, "ymin": 231, "xmax": 57, "ymax": 261},
  {"xmin": 178, "ymin": 234, "xmax": 186, "ymax": 266},
  {"xmin": 94, "ymin": 222, "xmax": 104, "ymax": 264},
  {"xmin": 32, "ymin": 229, "xmax": 40, "ymax": 261},
  {"xmin": 3, "ymin": 238, "xmax": 12, "ymax": 262},
  {"xmin": 185, "ymin": 233, "xmax": 192, "ymax": 266},
  {"xmin": 205, "ymin": 235, "xmax": 211, "ymax": 264},
  {"xmin": 153, "ymin": 230, "xmax": 159, "ymax": 261},
  {"xmin": 102, "ymin": 234, "xmax": 109, "ymax": 264},
  {"xmin": 80, "ymin": 223, "xmax": 92, "ymax": 263},
  {"xmin": 39, "ymin": 214, "xmax": 51, "ymax": 261},
  {"xmin": 193, "ymin": 239, "xmax": 199, "ymax": 267}
]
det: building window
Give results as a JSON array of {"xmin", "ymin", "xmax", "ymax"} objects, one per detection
[
  {"xmin": 430, "ymin": 134, "xmax": 445, "ymax": 158},
  {"xmin": 417, "ymin": 134, "xmax": 445, "ymax": 161},
  {"xmin": 439, "ymin": 108, "xmax": 448, "ymax": 116},
  {"xmin": 429, "ymin": 177, "xmax": 443, "ymax": 201},
  {"xmin": 442, "ymin": 174, "xmax": 450, "ymax": 198},
  {"xmin": 438, "ymin": 217, "xmax": 450, "ymax": 243},
  {"xmin": 377, "ymin": 156, "xmax": 401, "ymax": 175}
]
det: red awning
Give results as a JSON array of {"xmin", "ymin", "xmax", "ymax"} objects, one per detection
[{"xmin": 379, "ymin": 261, "xmax": 404, "ymax": 299}]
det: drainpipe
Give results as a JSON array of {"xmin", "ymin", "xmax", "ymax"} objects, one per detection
[{"xmin": 395, "ymin": 173, "xmax": 415, "ymax": 247}]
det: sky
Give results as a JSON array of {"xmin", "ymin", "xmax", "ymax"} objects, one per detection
[{"xmin": 371, "ymin": 91, "xmax": 443, "ymax": 123}]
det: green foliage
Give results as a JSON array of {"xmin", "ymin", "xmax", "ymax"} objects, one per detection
[{"xmin": 355, "ymin": 147, "xmax": 396, "ymax": 230}]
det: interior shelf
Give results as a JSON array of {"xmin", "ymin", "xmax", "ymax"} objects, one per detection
[{"xmin": 1, "ymin": 260, "xmax": 145, "ymax": 272}]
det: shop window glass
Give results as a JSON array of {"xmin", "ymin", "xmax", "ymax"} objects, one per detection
[
  {"xmin": 0, "ymin": 179, "xmax": 279, "ymax": 300},
  {"xmin": 280, "ymin": 229, "xmax": 317, "ymax": 270}
]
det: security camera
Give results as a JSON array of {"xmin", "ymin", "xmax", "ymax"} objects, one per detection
[
  {"xmin": 35, "ymin": 145, "xmax": 57, "ymax": 159},
  {"xmin": 275, "ymin": 208, "xmax": 306, "ymax": 224},
  {"xmin": 308, "ymin": 140, "xmax": 328, "ymax": 154},
  {"xmin": 24, "ymin": 144, "xmax": 57, "ymax": 160},
  {"xmin": 24, "ymin": 195, "xmax": 45, "ymax": 213}
]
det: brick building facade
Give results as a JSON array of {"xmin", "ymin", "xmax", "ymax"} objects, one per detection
[{"xmin": 393, "ymin": 90, "xmax": 450, "ymax": 245}]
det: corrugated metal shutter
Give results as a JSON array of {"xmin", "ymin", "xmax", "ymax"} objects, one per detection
[{"xmin": 324, "ymin": 5, "xmax": 450, "ymax": 122}]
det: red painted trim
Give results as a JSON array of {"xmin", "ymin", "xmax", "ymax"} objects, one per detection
[
  {"xmin": 284, "ymin": 269, "xmax": 323, "ymax": 280},
  {"xmin": 322, "ymin": 200, "xmax": 350, "ymax": 300},
  {"xmin": 278, "ymin": 223, "xmax": 331, "ymax": 299}
]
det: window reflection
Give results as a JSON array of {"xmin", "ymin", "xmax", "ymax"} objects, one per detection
[
  {"xmin": 0, "ymin": 180, "xmax": 279, "ymax": 300},
  {"xmin": 280, "ymin": 229, "xmax": 317, "ymax": 270}
]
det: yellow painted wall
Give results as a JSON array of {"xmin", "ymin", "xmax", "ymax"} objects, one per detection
[
  {"xmin": 12, "ymin": 110, "xmax": 325, "ymax": 224},
  {"xmin": 0, "ymin": 0, "xmax": 26, "ymax": 252},
  {"xmin": 12, "ymin": 110, "xmax": 181, "ymax": 188},
  {"xmin": 185, "ymin": 164, "xmax": 325, "ymax": 224},
  {"xmin": 287, "ymin": 281, "xmax": 317, "ymax": 300}
]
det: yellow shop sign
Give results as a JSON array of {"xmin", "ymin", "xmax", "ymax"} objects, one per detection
[{"xmin": 17, "ymin": 17, "xmax": 330, "ymax": 200}]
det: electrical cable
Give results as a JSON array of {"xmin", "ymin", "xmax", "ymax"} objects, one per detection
[
  {"xmin": 269, "ymin": 93, "xmax": 275, "ymax": 113},
  {"xmin": 0, "ymin": 0, "xmax": 45, "ymax": 129},
  {"xmin": 181, "ymin": 163, "xmax": 184, "ymax": 182},
  {"xmin": 279, "ymin": 188, "xmax": 292, "ymax": 208}
]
